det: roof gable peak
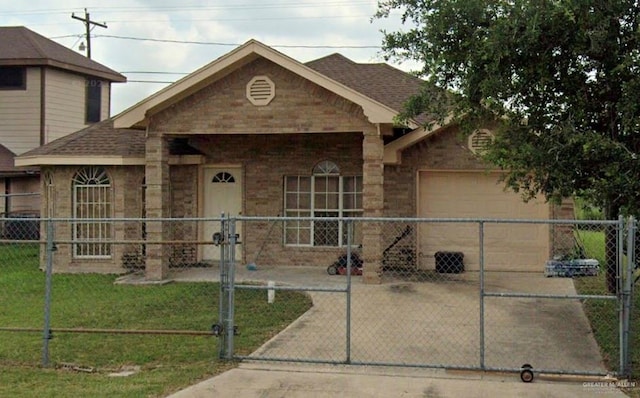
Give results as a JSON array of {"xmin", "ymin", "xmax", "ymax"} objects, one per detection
[{"xmin": 114, "ymin": 39, "xmax": 402, "ymax": 128}]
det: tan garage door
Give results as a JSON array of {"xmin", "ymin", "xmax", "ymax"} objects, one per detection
[{"xmin": 418, "ymin": 171, "xmax": 550, "ymax": 271}]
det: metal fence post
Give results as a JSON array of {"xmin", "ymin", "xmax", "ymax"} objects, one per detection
[
  {"xmin": 618, "ymin": 215, "xmax": 626, "ymax": 374},
  {"xmin": 41, "ymin": 219, "xmax": 54, "ymax": 367},
  {"xmin": 226, "ymin": 216, "xmax": 237, "ymax": 359},
  {"xmin": 479, "ymin": 220, "xmax": 485, "ymax": 370},
  {"xmin": 218, "ymin": 214, "xmax": 228, "ymax": 359},
  {"xmin": 345, "ymin": 219, "xmax": 353, "ymax": 364},
  {"xmin": 621, "ymin": 217, "xmax": 635, "ymax": 377}
]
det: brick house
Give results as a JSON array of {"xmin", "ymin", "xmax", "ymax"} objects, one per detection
[
  {"xmin": 0, "ymin": 26, "xmax": 125, "ymax": 218},
  {"xmin": 16, "ymin": 40, "xmax": 572, "ymax": 282}
]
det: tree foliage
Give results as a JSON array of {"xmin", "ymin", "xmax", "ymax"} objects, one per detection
[{"xmin": 376, "ymin": 0, "xmax": 640, "ymax": 217}]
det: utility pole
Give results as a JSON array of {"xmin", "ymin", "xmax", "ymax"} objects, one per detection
[{"xmin": 71, "ymin": 8, "xmax": 107, "ymax": 59}]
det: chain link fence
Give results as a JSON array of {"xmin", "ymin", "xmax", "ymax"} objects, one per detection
[
  {"xmin": 0, "ymin": 218, "xmax": 223, "ymax": 371},
  {"xmin": 0, "ymin": 215, "xmax": 636, "ymax": 380}
]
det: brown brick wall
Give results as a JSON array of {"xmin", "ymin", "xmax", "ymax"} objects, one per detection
[
  {"xmin": 190, "ymin": 133, "xmax": 364, "ymax": 267},
  {"xmin": 149, "ymin": 58, "xmax": 371, "ymax": 135}
]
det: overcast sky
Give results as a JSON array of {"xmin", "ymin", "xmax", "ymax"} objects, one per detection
[{"xmin": 1, "ymin": 0, "xmax": 417, "ymax": 115}]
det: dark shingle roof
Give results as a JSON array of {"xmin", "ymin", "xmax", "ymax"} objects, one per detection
[
  {"xmin": 306, "ymin": 54, "xmax": 426, "ymax": 123},
  {"xmin": 0, "ymin": 26, "xmax": 125, "ymax": 82},
  {"xmin": 21, "ymin": 119, "xmax": 144, "ymax": 158}
]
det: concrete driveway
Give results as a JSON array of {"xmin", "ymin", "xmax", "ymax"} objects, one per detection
[
  {"xmin": 174, "ymin": 265, "xmax": 609, "ymax": 375},
  {"xmin": 167, "ymin": 266, "xmax": 629, "ymax": 398}
]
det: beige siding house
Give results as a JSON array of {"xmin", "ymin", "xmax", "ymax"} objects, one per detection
[
  {"xmin": 0, "ymin": 26, "xmax": 125, "ymax": 218},
  {"xmin": 17, "ymin": 40, "xmax": 572, "ymax": 281}
]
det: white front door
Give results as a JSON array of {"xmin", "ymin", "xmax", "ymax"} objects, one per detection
[{"xmin": 202, "ymin": 166, "xmax": 243, "ymax": 261}]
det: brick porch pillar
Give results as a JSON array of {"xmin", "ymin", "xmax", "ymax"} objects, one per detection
[
  {"xmin": 362, "ymin": 128, "xmax": 384, "ymax": 284},
  {"xmin": 145, "ymin": 133, "xmax": 170, "ymax": 281}
]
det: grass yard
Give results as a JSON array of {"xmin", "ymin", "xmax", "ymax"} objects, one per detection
[
  {"xmin": 0, "ymin": 243, "xmax": 312, "ymax": 397},
  {"xmin": 573, "ymin": 229, "xmax": 640, "ymax": 396}
]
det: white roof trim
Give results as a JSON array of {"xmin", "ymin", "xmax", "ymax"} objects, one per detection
[
  {"xmin": 15, "ymin": 156, "xmax": 145, "ymax": 167},
  {"xmin": 113, "ymin": 39, "xmax": 402, "ymax": 129},
  {"xmin": 383, "ymin": 114, "xmax": 455, "ymax": 165}
]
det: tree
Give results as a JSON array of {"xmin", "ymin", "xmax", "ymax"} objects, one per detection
[{"xmin": 376, "ymin": 0, "xmax": 640, "ymax": 292}]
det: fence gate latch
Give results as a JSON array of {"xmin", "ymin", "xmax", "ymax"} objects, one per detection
[{"xmin": 211, "ymin": 323, "xmax": 223, "ymax": 337}]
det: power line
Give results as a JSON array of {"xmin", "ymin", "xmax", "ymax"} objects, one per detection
[
  {"xmin": 121, "ymin": 71, "xmax": 188, "ymax": 75},
  {"xmin": 105, "ymin": 14, "xmax": 372, "ymax": 23},
  {"xmin": 93, "ymin": 34, "xmax": 382, "ymax": 49},
  {"xmin": 48, "ymin": 34, "xmax": 382, "ymax": 50},
  {"xmin": 126, "ymin": 80, "xmax": 175, "ymax": 84}
]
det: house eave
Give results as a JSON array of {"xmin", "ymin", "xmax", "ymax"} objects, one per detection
[
  {"xmin": 0, "ymin": 59, "xmax": 126, "ymax": 82},
  {"xmin": 15, "ymin": 156, "xmax": 145, "ymax": 167}
]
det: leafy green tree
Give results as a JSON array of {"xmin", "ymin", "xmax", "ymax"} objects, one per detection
[{"xmin": 376, "ymin": 0, "xmax": 640, "ymax": 292}]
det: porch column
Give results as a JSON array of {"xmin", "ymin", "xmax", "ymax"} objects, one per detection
[
  {"xmin": 362, "ymin": 127, "xmax": 384, "ymax": 284},
  {"xmin": 145, "ymin": 132, "xmax": 170, "ymax": 281}
]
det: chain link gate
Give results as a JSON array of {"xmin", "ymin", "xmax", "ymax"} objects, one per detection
[
  {"xmin": 215, "ymin": 215, "xmax": 237, "ymax": 359},
  {"xmin": 216, "ymin": 216, "xmax": 635, "ymax": 379},
  {"xmin": 217, "ymin": 216, "xmax": 352, "ymax": 364},
  {"xmin": 481, "ymin": 218, "xmax": 634, "ymax": 379}
]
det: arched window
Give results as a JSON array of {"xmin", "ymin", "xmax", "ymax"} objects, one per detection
[
  {"xmin": 313, "ymin": 160, "xmax": 340, "ymax": 175},
  {"xmin": 212, "ymin": 172, "xmax": 235, "ymax": 183},
  {"xmin": 72, "ymin": 166, "xmax": 112, "ymax": 258},
  {"xmin": 284, "ymin": 160, "xmax": 362, "ymax": 247}
]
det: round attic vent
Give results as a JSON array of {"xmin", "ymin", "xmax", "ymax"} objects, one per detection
[
  {"xmin": 246, "ymin": 75, "xmax": 275, "ymax": 106},
  {"xmin": 468, "ymin": 129, "xmax": 494, "ymax": 154}
]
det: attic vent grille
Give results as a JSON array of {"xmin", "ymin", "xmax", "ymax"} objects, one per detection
[
  {"xmin": 468, "ymin": 129, "xmax": 494, "ymax": 154},
  {"xmin": 246, "ymin": 75, "xmax": 275, "ymax": 106}
]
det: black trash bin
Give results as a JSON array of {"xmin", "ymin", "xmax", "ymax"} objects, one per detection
[{"xmin": 435, "ymin": 251, "xmax": 464, "ymax": 273}]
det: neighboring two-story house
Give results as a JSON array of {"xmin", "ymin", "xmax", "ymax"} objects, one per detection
[{"xmin": 0, "ymin": 26, "xmax": 125, "ymax": 220}]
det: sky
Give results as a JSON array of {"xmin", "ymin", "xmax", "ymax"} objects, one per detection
[{"xmin": 1, "ymin": 0, "xmax": 418, "ymax": 115}]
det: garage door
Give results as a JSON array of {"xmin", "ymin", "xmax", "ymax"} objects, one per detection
[{"xmin": 418, "ymin": 171, "xmax": 550, "ymax": 271}]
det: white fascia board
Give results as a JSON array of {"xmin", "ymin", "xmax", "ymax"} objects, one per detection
[{"xmin": 15, "ymin": 156, "xmax": 145, "ymax": 167}]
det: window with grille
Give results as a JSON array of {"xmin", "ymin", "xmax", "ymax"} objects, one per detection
[
  {"xmin": 284, "ymin": 161, "xmax": 362, "ymax": 247},
  {"xmin": 72, "ymin": 166, "xmax": 112, "ymax": 258}
]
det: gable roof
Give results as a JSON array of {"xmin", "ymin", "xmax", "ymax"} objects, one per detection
[
  {"xmin": 15, "ymin": 119, "xmax": 145, "ymax": 166},
  {"xmin": 114, "ymin": 39, "xmax": 419, "ymax": 129},
  {"xmin": 0, "ymin": 26, "xmax": 125, "ymax": 82}
]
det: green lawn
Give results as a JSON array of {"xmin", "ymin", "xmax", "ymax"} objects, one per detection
[
  {"xmin": 0, "ymin": 243, "xmax": 312, "ymax": 397},
  {"xmin": 573, "ymin": 229, "xmax": 640, "ymax": 393}
]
